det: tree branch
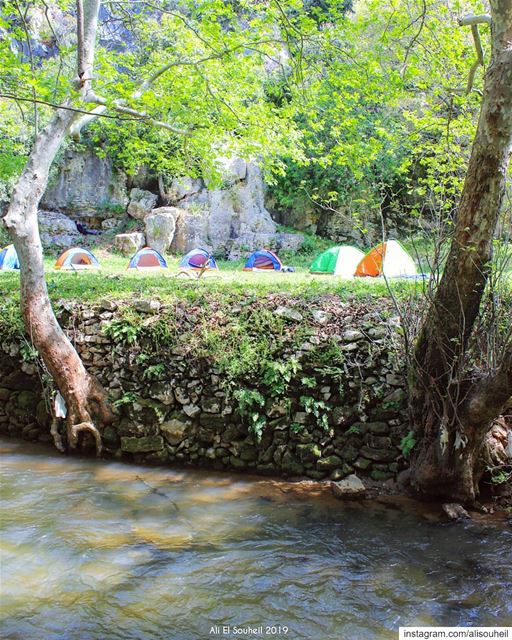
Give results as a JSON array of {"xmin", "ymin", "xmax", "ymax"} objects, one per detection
[
  {"xmin": 465, "ymin": 344, "xmax": 512, "ymax": 427},
  {"xmin": 75, "ymin": 0, "xmax": 100, "ymax": 96},
  {"xmin": 0, "ymin": 93, "xmax": 148, "ymax": 121},
  {"xmin": 69, "ymin": 94, "xmax": 190, "ymax": 138},
  {"xmin": 457, "ymin": 13, "xmax": 490, "ymax": 95},
  {"xmin": 458, "ymin": 14, "xmax": 492, "ymax": 26}
]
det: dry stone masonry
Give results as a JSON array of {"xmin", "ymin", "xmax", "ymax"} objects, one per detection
[{"xmin": 0, "ymin": 298, "xmax": 409, "ymax": 483}]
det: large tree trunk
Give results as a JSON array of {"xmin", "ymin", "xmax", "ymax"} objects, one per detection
[
  {"xmin": 3, "ymin": 107, "xmax": 113, "ymax": 452},
  {"xmin": 409, "ymin": 1, "xmax": 512, "ymax": 503},
  {"xmin": 3, "ymin": 0, "xmax": 112, "ymax": 453}
]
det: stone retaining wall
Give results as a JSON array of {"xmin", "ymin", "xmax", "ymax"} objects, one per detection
[{"xmin": 0, "ymin": 297, "xmax": 410, "ymax": 482}]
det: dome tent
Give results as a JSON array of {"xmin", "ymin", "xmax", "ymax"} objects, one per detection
[
  {"xmin": 179, "ymin": 248, "xmax": 218, "ymax": 271},
  {"xmin": 243, "ymin": 249, "xmax": 282, "ymax": 272},
  {"xmin": 310, "ymin": 246, "xmax": 365, "ymax": 277},
  {"xmin": 127, "ymin": 247, "xmax": 167, "ymax": 270},
  {"xmin": 0, "ymin": 245, "xmax": 20, "ymax": 271},
  {"xmin": 54, "ymin": 247, "xmax": 100, "ymax": 270},
  {"xmin": 355, "ymin": 240, "xmax": 417, "ymax": 278}
]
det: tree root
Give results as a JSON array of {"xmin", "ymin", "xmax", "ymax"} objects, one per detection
[
  {"xmin": 68, "ymin": 421, "xmax": 102, "ymax": 456},
  {"xmin": 50, "ymin": 418, "xmax": 66, "ymax": 453}
]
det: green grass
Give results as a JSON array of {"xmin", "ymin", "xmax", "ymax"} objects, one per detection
[{"xmin": 0, "ymin": 246, "xmax": 426, "ymax": 307}]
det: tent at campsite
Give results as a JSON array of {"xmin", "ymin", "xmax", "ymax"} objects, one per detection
[
  {"xmin": 0, "ymin": 244, "xmax": 20, "ymax": 271},
  {"xmin": 127, "ymin": 247, "xmax": 167, "ymax": 270},
  {"xmin": 179, "ymin": 248, "xmax": 218, "ymax": 271},
  {"xmin": 243, "ymin": 249, "xmax": 282, "ymax": 272},
  {"xmin": 355, "ymin": 240, "xmax": 417, "ymax": 278},
  {"xmin": 54, "ymin": 247, "xmax": 100, "ymax": 270},
  {"xmin": 310, "ymin": 246, "xmax": 365, "ymax": 278}
]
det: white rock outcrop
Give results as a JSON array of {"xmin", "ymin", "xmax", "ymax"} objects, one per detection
[
  {"xmin": 127, "ymin": 188, "xmax": 158, "ymax": 220},
  {"xmin": 144, "ymin": 207, "xmax": 178, "ymax": 254}
]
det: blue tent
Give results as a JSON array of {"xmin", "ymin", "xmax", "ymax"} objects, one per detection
[
  {"xmin": 243, "ymin": 249, "xmax": 282, "ymax": 272},
  {"xmin": 0, "ymin": 245, "xmax": 20, "ymax": 271},
  {"xmin": 127, "ymin": 247, "xmax": 167, "ymax": 269},
  {"xmin": 179, "ymin": 248, "xmax": 218, "ymax": 271}
]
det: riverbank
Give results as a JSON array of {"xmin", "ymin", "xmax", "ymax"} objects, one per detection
[
  {"xmin": 0, "ymin": 293, "xmax": 410, "ymax": 481},
  {"xmin": 1, "ymin": 288, "xmax": 510, "ymax": 514}
]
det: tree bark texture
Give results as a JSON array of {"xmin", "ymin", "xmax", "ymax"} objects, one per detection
[
  {"xmin": 3, "ymin": 108, "xmax": 113, "ymax": 452},
  {"xmin": 409, "ymin": 0, "xmax": 512, "ymax": 502},
  {"xmin": 2, "ymin": 1, "xmax": 112, "ymax": 453}
]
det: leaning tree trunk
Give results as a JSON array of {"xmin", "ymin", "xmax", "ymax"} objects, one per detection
[
  {"xmin": 3, "ymin": 108, "xmax": 112, "ymax": 452},
  {"xmin": 409, "ymin": 0, "xmax": 512, "ymax": 503}
]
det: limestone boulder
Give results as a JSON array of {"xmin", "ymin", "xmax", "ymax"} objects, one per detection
[
  {"xmin": 214, "ymin": 156, "xmax": 248, "ymax": 184},
  {"xmin": 38, "ymin": 210, "xmax": 80, "ymax": 249},
  {"xmin": 170, "ymin": 160, "xmax": 278, "ymax": 255},
  {"xmin": 127, "ymin": 188, "xmax": 158, "ymax": 220},
  {"xmin": 102, "ymin": 218, "xmax": 120, "ymax": 231},
  {"xmin": 226, "ymin": 233, "xmax": 276, "ymax": 261},
  {"xmin": 42, "ymin": 149, "xmax": 128, "ymax": 217},
  {"xmin": 169, "ymin": 177, "xmax": 203, "ymax": 201},
  {"xmin": 114, "ymin": 232, "xmax": 145, "ymax": 256},
  {"xmin": 170, "ymin": 207, "xmax": 209, "ymax": 254},
  {"xmin": 208, "ymin": 163, "xmax": 276, "ymax": 247},
  {"xmin": 145, "ymin": 207, "xmax": 178, "ymax": 254}
]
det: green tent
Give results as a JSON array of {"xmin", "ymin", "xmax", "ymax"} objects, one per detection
[{"xmin": 310, "ymin": 246, "xmax": 365, "ymax": 277}]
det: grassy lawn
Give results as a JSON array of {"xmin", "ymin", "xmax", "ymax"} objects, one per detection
[
  {"xmin": 0, "ymin": 245, "xmax": 429, "ymax": 306},
  {"xmin": 2, "ymin": 232, "xmax": 509, "ymax": 308}
]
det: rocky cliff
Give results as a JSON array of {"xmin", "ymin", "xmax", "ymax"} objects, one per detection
[{"xmin": 41, "ymin": 149, "xmax": 304, "ymax": 257}]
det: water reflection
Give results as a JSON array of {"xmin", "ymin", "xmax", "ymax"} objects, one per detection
[{"xmin": 1, "ymin": 438, "xmax": 511, "ymax": 640}]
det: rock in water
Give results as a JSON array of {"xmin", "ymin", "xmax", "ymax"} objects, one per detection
[
  {"xmin": 442, "ymin": 503, "xmax": 471, "ymax": 521},
  {"xmin": 331, "ymin": 474, "xmax": 366, "ymax": 499}
]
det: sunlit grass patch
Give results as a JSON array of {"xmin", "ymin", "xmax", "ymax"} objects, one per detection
[{"xmin": 0, "ymin": 248, "xmax": 425, "ymax": 306}]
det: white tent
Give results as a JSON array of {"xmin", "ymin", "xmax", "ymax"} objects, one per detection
[
  {"xmin": 355, "ymin": 240, "xmax": 417, "ymax": 278},
  {"xmin": 310, "ymin": 245, "xmax": 365, "ymax": 278},
  {"xmin": 333, "ymin": 246, "xmax": 366, "ymax": 277}
]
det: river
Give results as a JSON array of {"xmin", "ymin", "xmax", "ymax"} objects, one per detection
[{"xmin": 0, "ymin": 438, "xmax": 511, "ymax": 639}]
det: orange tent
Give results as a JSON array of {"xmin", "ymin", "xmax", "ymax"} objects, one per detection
[
  {"xmin": 355, "ymin": 240, "xmax": 417, "ymax": 278},
  {"xmin": 54, "ymin": 247, "xmax": 100, "ymax": 270}
]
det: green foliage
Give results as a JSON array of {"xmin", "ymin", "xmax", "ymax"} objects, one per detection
[
  {"xmin": 400, "ymin": 431, "xmax": 417, "ymax": 459},
  {"xmin": 268, "ymin": 0, "xmax": 489, "ymax": 241},
  {"xmin": 261, "ymin": 358, "xmax": 301, "ymax": 396},
  {"xmin": 112, "ymin": 392, "xmax": 137, "ymax": 409},
  {"xmin": 346, "ymin": 424, "xmax": 360, "ymax": 436},
  {"xmin": 290, "ymin": 422, "xmax": 303, "ymax": 434},
  {"xmin": 234, "ymin": 388, "xmax": 266, "ymax": 441},
  {"xmin": 142, "ymin": 363, "xmax": 166, "ymax": 381},
  {"xmin": 19, "ymin": 340, "xmax": 39, "ymax": 363},
  {"xmin": 300, "ymin": 376, "xmax": 316, "ymax": 389},
  {"xmin": 487, "ymin": 466, "xmax": 512, "ymax": 486},
  {"xmin": 300, "ymin": 395, "xmax": 329, "ymax": 430},
  {"xmin": 0, "ymin": 297, "xmax": 24, "ymax": 342},
  {"xmin": 103, "ymin": 317, "xmax": 139, "ymax": 345}
]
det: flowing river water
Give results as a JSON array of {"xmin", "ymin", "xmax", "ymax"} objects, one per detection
[{"xmin": 0, "ymin": 437, "xmax": 511, "ymax": 640}]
